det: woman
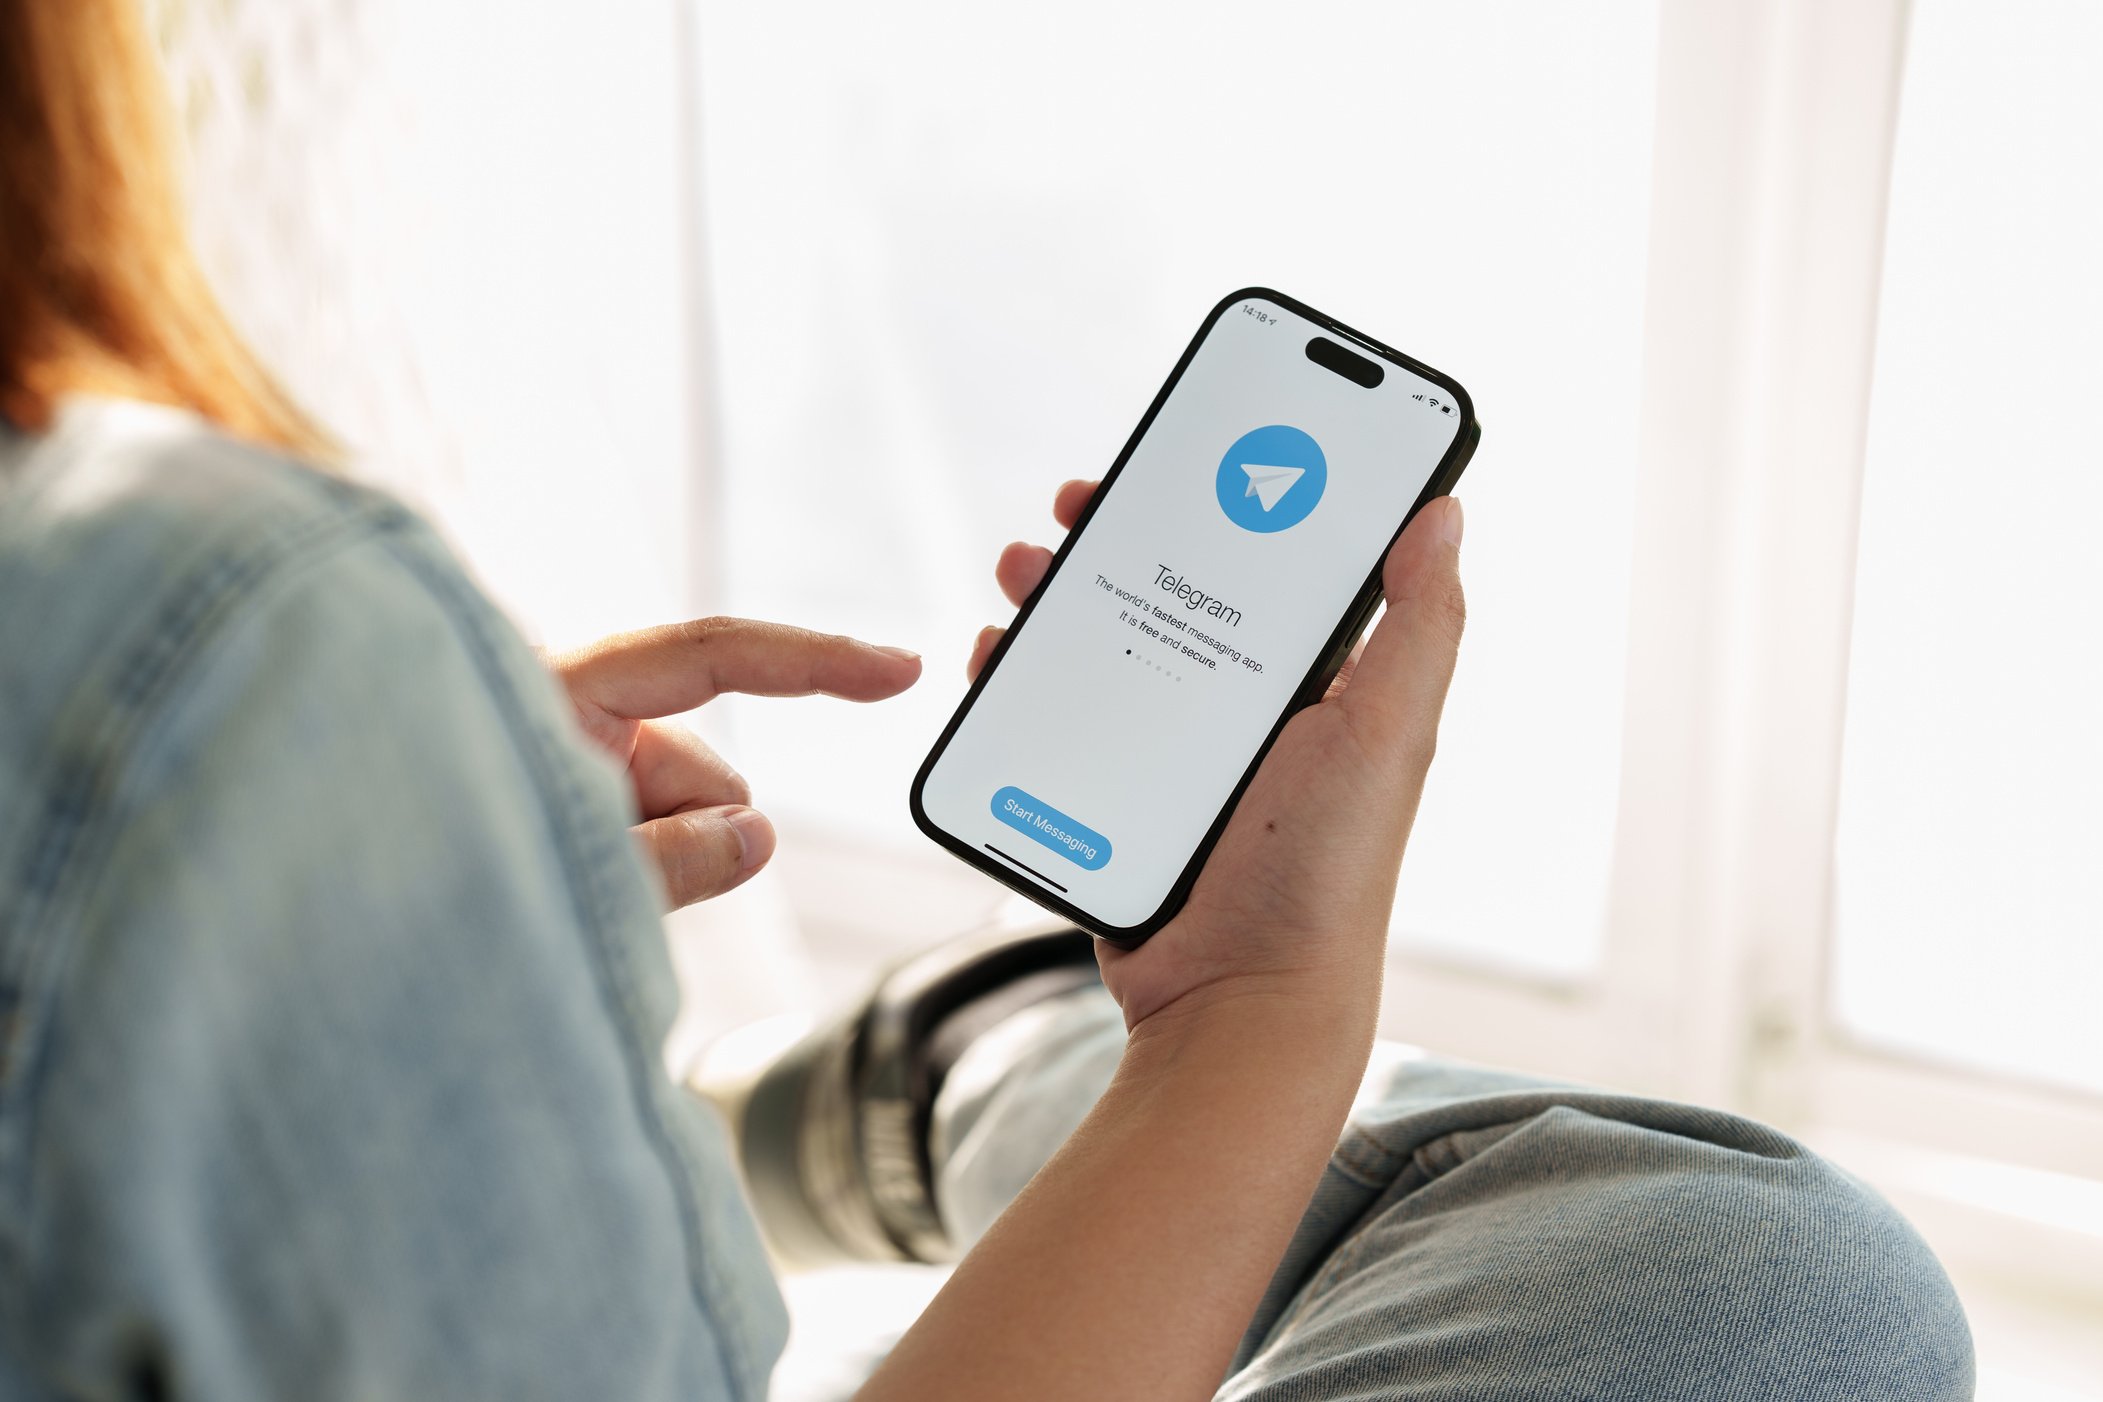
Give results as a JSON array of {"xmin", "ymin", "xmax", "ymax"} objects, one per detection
[{"xmin": 0, "ymin": 3, "xmax": 1972, "ymax": 1398}]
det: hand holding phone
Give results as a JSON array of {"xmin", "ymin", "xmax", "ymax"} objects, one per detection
[
  {"xmin": 969, "ymin": 480, "xmax": 1466, "ymax": 1030},
  {"xmin": 914, "ymin": 289, "xmax": 1477, "ymax": 950}
]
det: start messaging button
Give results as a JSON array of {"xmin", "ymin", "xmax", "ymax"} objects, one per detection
[{"xmin": 990, "ymin": 786, "xmax": 1112, "ymax": 871}]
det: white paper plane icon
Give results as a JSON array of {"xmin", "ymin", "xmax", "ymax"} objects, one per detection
[{"xmin": 1241, "ymin": 462, "xmax": 1306, "ymax": 512}]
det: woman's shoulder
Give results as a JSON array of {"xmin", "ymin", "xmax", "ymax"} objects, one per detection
[
  {"xmin": 0, "ymin": 398, "xmax": 509, "ymax": 878},
  {"xmin": 0, "ymin": 393, "xmax": 618, "ymax": 1025},
  {"xmin": 0, "ymin": 399, "xmax": 449, "ymax": 744},
  {"xmin": 0, "ymin": 396, "xmax": 419, "ymax": 601}
]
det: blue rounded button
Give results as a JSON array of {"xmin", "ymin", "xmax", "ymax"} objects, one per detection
[{"xmin": 991, "ymin": 786, "xmax": 1111, "ymax": 870}]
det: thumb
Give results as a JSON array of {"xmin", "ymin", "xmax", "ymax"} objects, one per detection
[
  {"xmin": 1336, "ymin": 496, "xmax": 1466, "ymax": 769},
  {"xmin": 634, "ymin": 804, "xmax": 777, "ymax": 910}
]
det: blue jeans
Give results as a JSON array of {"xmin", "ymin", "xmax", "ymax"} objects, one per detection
[{"xmin": 932, "ymin": 988, "xmax": 1975, "ymax": 1401}]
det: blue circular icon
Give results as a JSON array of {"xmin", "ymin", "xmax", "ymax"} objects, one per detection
[{"xmin": 1215, "ymin": 425, "xmax": 1327, "ymax": 533}]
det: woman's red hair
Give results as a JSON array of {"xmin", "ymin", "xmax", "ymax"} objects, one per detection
[{"xmin": 0, "ymin": 0, "xmax": 326, "ymax": 456}]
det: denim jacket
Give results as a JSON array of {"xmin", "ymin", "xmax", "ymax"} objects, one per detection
[{"xmin": 0, "ymin": 400, "xmax": 785, "ymax": 1399}]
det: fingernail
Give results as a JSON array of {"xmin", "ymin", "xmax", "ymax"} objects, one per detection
[
  {"xmin": 877, "ymin": 645, "xmax": 921, "ymax": 661},
  {"xmin": 1437, "ymin": 496, "xmax": 1465, "ymax": 548},
  {"xmin": 726, "ymin": 806, "xmax": 776, "ymax": 872}
]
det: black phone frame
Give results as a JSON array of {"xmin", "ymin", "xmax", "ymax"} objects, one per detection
[{"xmin": 908, "ymin": 287, "xmax": 1480, "ymax": 947}]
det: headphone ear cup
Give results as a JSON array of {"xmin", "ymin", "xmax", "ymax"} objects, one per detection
[{"xmin": 689, "ymin": 918, "xmax": 1099, "ymax": 1268}]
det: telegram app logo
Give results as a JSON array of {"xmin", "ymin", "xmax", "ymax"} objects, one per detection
[
  {"xmin": 1244, "ymin": 463, "xmax": 1304, "ymax": 511},
  {"xmin": 1215, "ymin": 425, "xmax": 1327, "ymax": 533}
]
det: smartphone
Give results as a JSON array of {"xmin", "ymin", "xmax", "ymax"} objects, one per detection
[{"xmin": 910, "ymin": 288, "xmax": 1477, "ymax": 946}]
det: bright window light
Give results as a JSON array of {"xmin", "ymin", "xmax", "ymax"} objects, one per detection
[{"xmin": 1833, "ymin": 0, "xmax": 2103, "ymax": 1094}]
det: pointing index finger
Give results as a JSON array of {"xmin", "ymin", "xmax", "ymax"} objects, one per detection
[{"xmin": 558, "ymin": 617, "xmax": 922, "ymax": 721}]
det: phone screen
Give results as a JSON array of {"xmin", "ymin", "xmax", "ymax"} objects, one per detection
[{"xmin": 913, "ymin": 290, "xmax": 1473, "ymax": 940}]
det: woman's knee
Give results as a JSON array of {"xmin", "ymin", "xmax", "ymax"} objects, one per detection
[
  {"xmin": 1482, "ymin": 1107, "xmax": 1978, "ymax": 1399},
  {"xmin": 1232, "ymin": 1099, "xmax": 1976, "ymax": 1400}
]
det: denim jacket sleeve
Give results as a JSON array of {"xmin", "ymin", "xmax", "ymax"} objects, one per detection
[{"xmin": 0, "ymin": 402, "xmax": 786, "ymax": 1400}]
